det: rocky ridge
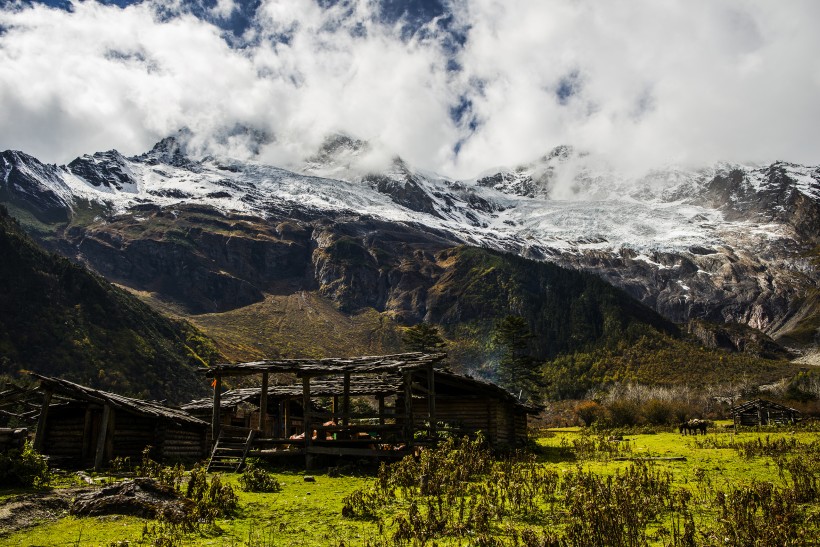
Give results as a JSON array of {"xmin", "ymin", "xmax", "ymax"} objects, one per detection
[{"xmin": 1, "ymin": 135, "xmax": 818, "ymax": 347}]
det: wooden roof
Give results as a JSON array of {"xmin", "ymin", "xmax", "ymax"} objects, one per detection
[
  {"xmin": 729, "ymin": 398, "xmax": 800, "ymax": 414},
  {"xmin": 31, "ymin": 374, "xmax": 207, "ymax": 428},
  {"xmin": 203, "ymin": 352, "xmax": 446, "ymax": 377},
  {"xmin": 181, "ymin": 374, "xmax": 403, "ymax": 412},
  {"xmin": 184, "ymin": 367, "xmax": 539, "ymax": 414}
]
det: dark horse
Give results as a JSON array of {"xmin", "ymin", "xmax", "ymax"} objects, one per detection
[{"xmin": 679, "ymin": 419, "xmax": 708, "ymax": 435}]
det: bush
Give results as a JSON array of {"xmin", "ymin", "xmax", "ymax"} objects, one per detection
[
  {"xmin": 642, "ymin": 398, "xmax": 675, "ymax": 425},
  {"xmin": 574, "ymin": 400, "xmax": 609, "ymax": 426},
  {"xmin": 606, "ymin": 399, "xmax": 642, "ymax": 427},
  {"xmin": 239, "ymin": 462, "xmax": 281, "ymax": 493},
  {"xmin": 0, "ymin": 440, "xmax": 50, "ymax": 487}
]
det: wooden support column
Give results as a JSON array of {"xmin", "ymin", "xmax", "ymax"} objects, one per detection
[
  {"xmin": 212, "ymin": 375, "xmax": 222, "ymax": 442},
  {"xmin": 284, "ymin": 399, "xmax": 291, "ymax": 436},
  {"xmin": 81, "ymin": 407, "xmax": 93, "ymax": 462},
  {"xmin": 332, "ymin": 396, "xmax": 339, "ymax": 421},
  {"xmin": 275, "ymin": 401, "xmax": 284, "ymax": 438},
  {"xmin": 427, "ymin": 364, "xmax": 436, "ymax": 441},
  {"xmin": 342, "ymin": 372, "xmax": 351, "ymax": 426},
  {"xmin": 403, "ymin": 371, "xmax": 414, "ymax": 448},
  {"xmin": 378, "ymin": 396, "xmax": 385, "ymax": 426},
  {"xmin": 258, "ymin": 372, "xmax": 269, "ymax": 433},
  {"xmin": 94, "ymin": 404, "xmax": 112, "ymax": 471},
  {"xmin": 303, "ymin": 377, "xmax": 312, "ymax": 468},
  {"xmin": 33, "ymin": 390, "xmax": 52, "ymax": 452}
]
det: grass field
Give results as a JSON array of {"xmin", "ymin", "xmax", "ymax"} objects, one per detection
[{"xmin": 2, "ymin": 425, "xmax": 819, "ymax": 546}]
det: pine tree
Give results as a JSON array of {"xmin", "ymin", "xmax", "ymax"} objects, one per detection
[
  {"xmin": 402, "ymin": 323, "xmax": 446, "ymax": 354},
  {"xmin": 493, "ymin": 315, "xmax": 539, "ymax": 400}
]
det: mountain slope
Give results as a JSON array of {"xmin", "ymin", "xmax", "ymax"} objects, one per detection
[
  {"xmin": 0, "ymin": 205, "xmax": 220, "ymax": 402},
  {"xmin": 0, "ymin": 136, "xmax": 816, "ymax": 398},
  {"xmin": 2, "ymin": 136, "xmax": 818, "ymax": 344}
]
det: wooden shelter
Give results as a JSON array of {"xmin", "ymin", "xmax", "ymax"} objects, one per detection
[
  {"xmin": 31, "ymin": 374, "xmax": 208, "ymax": 469},
  {"xmin": 729, "ymin": 399, "xmax": 801, "ymax": 427},
  {"xmin": 199, "ymin": 353, "xmax": 537, "ymax": 469}
]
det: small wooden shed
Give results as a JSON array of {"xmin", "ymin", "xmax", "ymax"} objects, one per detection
[
  {"xmin": 31, "ymin": 374, "xmax": 208, "ymax": 469},
  {"xmin": 729, "ymin": 399, "xmax": 801, "ymax": 427}
]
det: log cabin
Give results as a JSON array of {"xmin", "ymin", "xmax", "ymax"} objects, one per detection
[
  {"xmin": 30, "ymin": 374, "xmax": 208, "ymax": 470},
  {"xmin": 197, "ymin": 353, "xmax": 539, "ymax": 469},
  {"xmin": 730, "ymin": 398, "xmax": 801, "ymax": 427}
]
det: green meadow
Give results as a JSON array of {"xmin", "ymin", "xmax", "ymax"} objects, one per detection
[{"xmin": 2, "ymin": 425, "xmax": 819, "ymax": 546}]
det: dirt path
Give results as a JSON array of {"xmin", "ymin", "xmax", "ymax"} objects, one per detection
[{"xmin": 0, "ymin": 487, "xmax": 89, "ymax": 536}]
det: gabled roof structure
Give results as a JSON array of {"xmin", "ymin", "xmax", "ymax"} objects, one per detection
[
  {"xmin": 31, "ymin": 374, "xmax": 206, "ymax": 428},
  {"xmin": 728, "ymin": 398, "xmax": 799, "ymax": 415}
]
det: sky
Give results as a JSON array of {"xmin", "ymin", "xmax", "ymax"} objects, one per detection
[{"xmin": 1, "ymin": 0, "xmax": 819, "ymax": 178}]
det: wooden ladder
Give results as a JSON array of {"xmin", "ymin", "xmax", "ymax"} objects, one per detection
[{"xmin": 207, "ymin": 429, "xmax": 255, "ymax": 472}]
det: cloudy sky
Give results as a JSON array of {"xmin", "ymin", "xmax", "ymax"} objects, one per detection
[{"xmin": 1, "ymin": 0, "xmax": 819, "ymax": 177}]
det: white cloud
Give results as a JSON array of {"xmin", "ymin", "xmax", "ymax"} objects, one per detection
[{"xmin": 0, "ymin": 0, "xmax": 818, "ymax": 178}]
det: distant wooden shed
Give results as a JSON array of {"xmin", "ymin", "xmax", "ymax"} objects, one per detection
[
  {"xmin": 730, "ymin": 399, "xmax": 801, "ymax": 427},
  {"xmin": 31, "ymin": 374, "xmax": 208, "ymax": 469}
]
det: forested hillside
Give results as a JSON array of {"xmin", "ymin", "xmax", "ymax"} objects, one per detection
[{"xmin": 0, "ymin": 206, "xmax": 220, "ymax": 402}]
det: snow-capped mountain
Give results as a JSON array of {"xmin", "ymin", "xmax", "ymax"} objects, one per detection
[{"xmin": 2, "ymin": 134, "xmax": 819, "ymax": 343}]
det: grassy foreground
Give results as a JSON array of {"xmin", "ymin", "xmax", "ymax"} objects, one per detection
[{"xmin": 2, "ymin": 425, "xmax": 819, "ymax": 546}]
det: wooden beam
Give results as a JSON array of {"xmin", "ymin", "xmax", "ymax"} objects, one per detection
[
  {"xmin": 403, "ymin": 371, "xmax": 413, "ymax": 448},
  {"xmin": 94, "ymin": 404, "xmax": 111, "ymax": 471},
  {"xmin": 427, "ymin": 364, "xmax": 436, "ymax": 441},
  {"xmin": 212, "ymin": 375, "xmax": 222, "ymax": 442},
  {"xmin": 81, "ymin": 407, "xmax": 93, "ymax": 462},
  {"xmin": 284, "ymin": 399, "xmax": 291, "ymax": 437},
  {"xmin": 275, "ymin": 400, "xmax": 284, "ymax": 438},
  {"xmin": 33, "ymin": 390, "xmax": 52, "ymax": 452},
  {"xmin": 303, "ymin": 377, "xmax": 312, "ymax": 469},
  {"xmin": 258, "ymin": 372, "xmax": 269, "ymax": 433},
  {"xmin": 342, "ymin": 372, "xmax": 351, "ymax": 427},
  {"xmin": 378, "ymin": 395, "xmax": 385, "ymax": 426}
]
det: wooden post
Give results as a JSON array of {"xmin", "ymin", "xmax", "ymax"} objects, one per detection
[
  {"xmin": 303, "ymin": 377, "xmax": 312, "ymax": 468},
  {"xmin": 284, "ymin": 399, "xmax": 291, "ymax": 437},
  {"xmin": 332, "ymin": 396, "xmax": 339, "ymax": 421},
  {"xmin": 404, "ymin": 371, "xmax": 414, "ymax": 448},
  {"xmin": 275, "ymin": 401, "xmax": 284, "ymax": 438},
  {"xmin": 33, "ymin": 390, "xmax": 52, "ymax": 452},
  {"xmin": 94, "ymin": 404, "xmax": 111, "ymax": 471},
  {"xmin": 427, "ymin": 364, "xmax": 436, "ymax": 441},
  {"xmin": 378, "ymin": 395, "xmax": 385, "ymax": 426},
  {"xmin": 212, "ymin": 375, "xmax": 222, "ymax": 442},
  {"xmin": 342, "ymin": 372, "xmax": 351, "ymax": 426},
  {"xmin": 81, "ymin": 407, "xmax": 93, "ymax": 461},
  {"xmin": 258, "ymin": 372, "xmax": 269, "ymax": 433}
]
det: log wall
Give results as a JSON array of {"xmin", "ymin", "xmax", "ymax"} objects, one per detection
[
  {"xmin": 162, "ymin": 427, "xmax": 207, "ymax": 460},
  {"xmin": 42, "ymin": 406, "xmax": 87, "ymax": 465},
  {"xmin": 411, "ymin": 396, "xmax": 527, "ymax": 447},
  {"xmin": 111, "ymin": 412, "xmax": 156, "ymax": 460}
]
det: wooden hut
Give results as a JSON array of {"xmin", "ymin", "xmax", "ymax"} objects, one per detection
[
  {"xmin": 31, "ymin": 374, "xmax": 208, "ymax": 469},
  {"xmin": 199, "ymin": 353, "xmax": 538, "ymax": 469},
  {"xmin": 729, "ymin": 399, "xmax": 801, "ymax": 427}
]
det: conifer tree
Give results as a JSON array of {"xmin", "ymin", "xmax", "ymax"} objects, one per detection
[
  {"xmin": 493, "ymin": 315, "xmax": 539, "ymax": 400},
  {"xmin": 403, "ymin": 322, "xmax": 446, "ymax": 354}
]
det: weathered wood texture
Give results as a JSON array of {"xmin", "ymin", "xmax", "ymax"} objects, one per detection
[{"xmin": 410, "ymin": 397, "xmax": 528, "ymax": 447}]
